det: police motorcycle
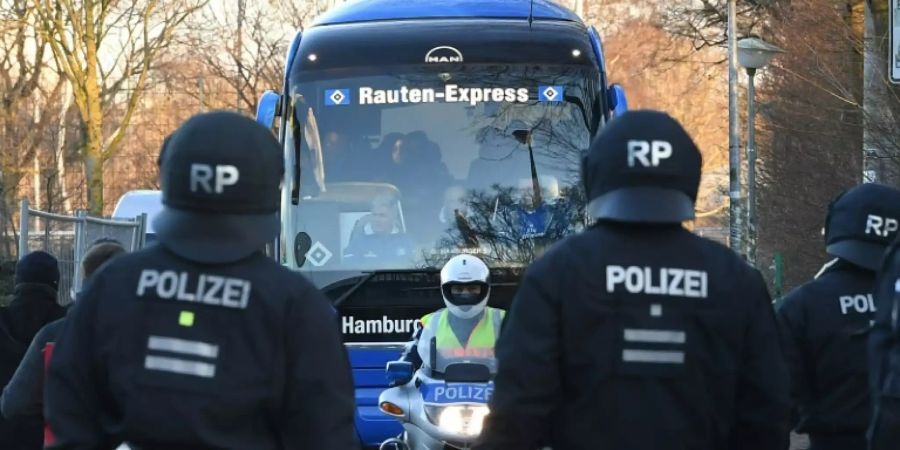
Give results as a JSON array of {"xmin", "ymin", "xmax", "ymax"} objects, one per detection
[{"xmin": 377, "ymin": 345, "xmax": 495, "ymax": 450}]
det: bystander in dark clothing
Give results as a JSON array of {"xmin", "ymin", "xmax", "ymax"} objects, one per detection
[
  {"xmin": 2, "ymin": 241, "xmax": 126, "ymax": 449},
  {"xmin": 0, "ymin": 251, "xmax": 65, "ymax": 450}
]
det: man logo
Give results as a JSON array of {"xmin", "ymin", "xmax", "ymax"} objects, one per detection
[{"xmin": 425, "ymin": 46, "xmax": 463, "ymax": 64}]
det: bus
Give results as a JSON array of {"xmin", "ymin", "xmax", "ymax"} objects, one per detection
[{"xmin": 255, "ymin": 0, "xmax": 627, "ymax": 445}]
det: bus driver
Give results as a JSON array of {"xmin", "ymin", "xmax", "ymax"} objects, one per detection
[{"xmin": 344, "ymin": 195, "xmax": 415, "ymax": 263}]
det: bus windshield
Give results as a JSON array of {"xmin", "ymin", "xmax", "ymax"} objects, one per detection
[{"xmin": 283, "ymin": 64, "xmax": 599, "ymax": 272}]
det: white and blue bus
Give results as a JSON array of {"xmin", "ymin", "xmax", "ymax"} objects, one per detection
[{"xmin": 255, "ymin": 0, "xmax": 627, "ymax": 445}]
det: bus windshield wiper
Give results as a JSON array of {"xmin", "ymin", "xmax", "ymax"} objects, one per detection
[{"xmin": 332, "ymin": 268, "xmax": 440, "ymax": 308}]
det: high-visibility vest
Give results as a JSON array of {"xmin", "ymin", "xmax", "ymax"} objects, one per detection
[{"xmin": 420, "ymin": 307, "xmax": 505, "ymax": 362}]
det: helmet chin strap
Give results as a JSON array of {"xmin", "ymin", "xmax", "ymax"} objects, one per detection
[{"xmin": 446, "ymin": 297, "xmax": 488, "ymax": 319}]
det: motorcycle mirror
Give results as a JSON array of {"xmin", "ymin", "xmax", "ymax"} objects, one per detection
[{"xmin": 385, "ymin": 361, "xmax": 414, "ymax": 384}]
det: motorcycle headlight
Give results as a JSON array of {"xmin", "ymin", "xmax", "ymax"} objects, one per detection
[{"xmin": 425, "ymin": 405, "xmax": 490, "ymax": 437}]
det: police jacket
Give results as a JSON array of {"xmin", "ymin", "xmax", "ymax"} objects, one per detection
[
  {"xmin": 776, "ymin": 259, "xmax": 875, "ymax": 441},
  {"xmin": 43, "ymin": 245, "xmax": 358, "ymax": 450},
  {"xmin": 869, "ymin": 242, "xmax": 900, "ymax": 450},
  {"xmin": 476, "ymin": 223, "xmax": 791, "ymax": 450}
]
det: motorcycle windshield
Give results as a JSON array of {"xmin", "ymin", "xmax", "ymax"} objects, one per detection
[{"xmin": 434, "ymin": 353, "xmax": 497, "ymax": 378}]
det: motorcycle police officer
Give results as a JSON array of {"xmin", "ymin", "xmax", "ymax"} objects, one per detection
[
  {"xmin": 869, "ymin": 236, "xmax": 900, "ymax": 449},
  {"xmin": 475, "ymin": 110, "xmax": 791, "ymax": 450},
  {"xmin": 395, "ymin": 254, "xmax": 504, "ymax": 376},
  {"xmin": 776, "ymin": 183, "xmax": 900, "ymax": 450},
  {"xmin": 44, "ymin": 111, "xmax": 359, "ymax": 449}
]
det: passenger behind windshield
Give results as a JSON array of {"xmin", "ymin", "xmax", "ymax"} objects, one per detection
[
  {"xmin": 377, "ymin": 132, "xmax": 452, "ymax": 235},
  {"xmin": 343, "ymin": 194, "xmax": 415, "ymax": 264},
  {"xmin": 375, "ymin": 132, "xmax": 404, "ymax": 175},
  {"xmin": 381, "ymin": 131, "xmax": 451, "ymax": 197},
  {"xmin": 322, "ymin": 130, "xmax": 370, "ymax": 182}
]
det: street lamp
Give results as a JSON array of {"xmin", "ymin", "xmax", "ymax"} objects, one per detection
[
  {"xmin": 727, "ymin": 0, "xmax": 740, "ymax": 256},
  {"xmin": 737, "ymin": 36, "xmax": 783, "ymax": 266}
]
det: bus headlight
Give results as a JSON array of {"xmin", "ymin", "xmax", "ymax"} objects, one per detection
[{"xmin": 425, "ymin": 405, "xmax": 489, "ymax": 437}]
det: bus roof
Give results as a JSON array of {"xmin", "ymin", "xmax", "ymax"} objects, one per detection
[
  {"xmin": 292, "ymin": 19, "xmax": 596, "ymax": 74},
  {"xmin": 313, "ymin": 0, "xmax": 581, "ymax": 27}
]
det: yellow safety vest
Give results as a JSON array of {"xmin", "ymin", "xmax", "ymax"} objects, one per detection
[{"xmin": 420, "ymin": 307, "xmax": 505, "ymax": 360}]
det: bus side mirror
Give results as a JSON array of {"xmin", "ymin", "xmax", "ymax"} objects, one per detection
[
  {"xmin": 294, "ymin": 232, "xmax": 311, "ymax": 268},
  {"xmin": 608, "ymin": 84, "xmax": 628, "ymax": 118},
  {"xmin": 256, "ymin": 90, "xmax": 281, "ymax": 130}
]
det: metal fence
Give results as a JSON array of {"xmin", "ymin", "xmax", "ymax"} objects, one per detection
[{"xmin": 18, "ymin": 199, "xmax": 147, "ymax": 305}]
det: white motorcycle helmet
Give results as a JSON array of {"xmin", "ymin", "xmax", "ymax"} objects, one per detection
[{"xmin": 440, "ymin": 255, "xmax": 491, "ymax": 319}]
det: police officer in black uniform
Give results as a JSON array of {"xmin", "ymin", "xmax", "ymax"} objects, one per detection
[
  {"xmin": 44, "ymin": 111, "xmax": 359, "ymax": 449},
  {"xmin": 869, "ymin": 235, "xmax": 900, "ymax": 449},
  {"xmin": 475, "ymin": 110, "xmax": 791, "ymax": 450},
  {"xmin": 776, "ymin": 183, "xmax": 900, "ymax": 450}
]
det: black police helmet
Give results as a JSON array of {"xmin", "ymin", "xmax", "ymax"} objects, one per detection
[
  {"xmin": 583, "ymin": 110, "xmax": 701, "ymax": 223},
  {"xmin": 153, "ymin": 111, "xmax": 284, "ymax": 264},
  {"xmin": 824, "ymin": 183, "xmax": 900, "ymax": 271}
]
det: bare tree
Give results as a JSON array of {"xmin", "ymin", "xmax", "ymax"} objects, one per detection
[
  {"xmin": 0, "ymin": 0, "xmax": 52, "ymax": 258},
  {"xmin": 657, "ymin": 0, "xmax": 778, "ymax": 53},
  {"xmin": 755, "ymin": 0, "xmax": 872, "ymax": 291},
  {"xmin": 650, "ymin": 0, "xmax": 898, "ymax": 293},
  {"xmin": 33, "ymin": 0, "xmax": 208, "ymax": 214},
  {"xmin": 0, "ymin": 1, "xmax": 47, "ymax": 126},
  {"xmin": 589, "ymin": 15, "xmax": 731, "ymax": 226},
  {"xmin": 270, "ymin": 0, "xmax": 325, "ymax": 31},
  {"xmin": 186, "ymin": 0, "xmax": 320, "ymax": 115},
  {"xmin": 53, "ymin": 80, "xmax": 74, "ymax": 213}
]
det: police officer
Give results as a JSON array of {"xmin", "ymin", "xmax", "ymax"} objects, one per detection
[
  {"xmin": 475, "ymin": 110, "xmax": 791, "ymax": 450},
  {"xmin": 44, "ymin": 111, "xmax": 359, "ymax": 449},
  {"xmin": 776, "ymin": 183, "xmax": 900, "ymax": 450},
  {"xmin": 869, "ymin": 236, "xmax": 900, "ymax": 449},
  {"xmin": 395, "ymin": 254, "xmax": 504, "ymax": 377}
]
